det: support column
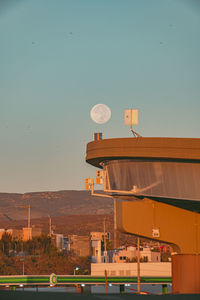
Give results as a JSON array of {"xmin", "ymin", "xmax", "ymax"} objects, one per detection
[
  {"xmin": 172, "ymin": 254, "xmax": 200, "ymax": 294},
  {"xmin": 120, "ymin": 284, "xmax": 125, "ymax": 293},
  {"xmin": 76, "ymin": 284, "xmax": 83, "ymax": 293},
  {"xmin": 162, "ymin": 284, "xmax": 167, "ymax": 294},
  {"xmin": 113, "ymin": 198, "xmax": 117, "ymax": 249}
]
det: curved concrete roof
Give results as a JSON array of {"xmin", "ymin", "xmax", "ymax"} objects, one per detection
[{"xmin": 86, "ymin": 137, "xmax": 200, "ymax": 168}]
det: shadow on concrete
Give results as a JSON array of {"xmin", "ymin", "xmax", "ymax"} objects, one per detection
[{"xmin": 0, "ymin": 291, "xmax": 199, "ymax": 300}]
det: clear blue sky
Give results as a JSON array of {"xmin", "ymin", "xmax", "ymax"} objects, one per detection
[{"xmin": 0, "ymin": 0, "xmax": 200, "ymax": 193}]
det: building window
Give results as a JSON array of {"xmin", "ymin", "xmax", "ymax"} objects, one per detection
[{"xmin": 119, "ymin": 256, "xmax": 126, "ymax": 260}]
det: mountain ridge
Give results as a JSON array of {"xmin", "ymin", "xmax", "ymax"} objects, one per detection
[{"xmin": 0, "ymin": 190, "xmax": 113, "ymax": 221}]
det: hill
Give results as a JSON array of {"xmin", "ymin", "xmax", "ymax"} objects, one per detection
[{"xmin": 0, "ymin": 190, "xmax": 113, "ymax": 221}]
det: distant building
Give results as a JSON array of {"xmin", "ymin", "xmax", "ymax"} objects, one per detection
[
  {"xmin": 53, "ymin": 234, "xmax": 71, "ymax": 251},
  {"xmin": 91, "ymin": 238, "xmax": 102, "ymax": 263},
  {"xmin": 112, "ymin": 246, "xmax": 160, "ymax": 263},
  {"xmin": 91, "ymin": 232, "xmax": 110, "ymax": 263},
  {"xmin": 55, "ymin": 234, "xmax": 64, "ymax": 250},
  {"xmin": 0, "ymin": 227, "xmax": 42, "ymax": 241},
  {"xmin": 0, "ymin": 229, "xmax": 5, "ymax": 239},
  {"xmin": 32, "ymin": 228, "xmax": 42, "ymax": 238},
  {"xmin": 22, "ymin": 228, "xmax": 32, "ymax": 241},
  {"xmin": 90, "ymin": 232, "xmax": 110, "ymax": 240},
  {"xmin": 69, "ymin": 235, "xmax": 91, "ymax": 257},
  {"xmin": 0, "ymin": 228, "xmax": 22, "ymax": 240},
  {"xmin": 112, "ymin": 246, "xmax": 136, "ymax": 263},
  {"xmin": 140, "ymin": 246, "xmax": 160, "ymax": 262},
  {"xmin": 7, "ymin": 229, "xmax": 22, "ymax": 240}
]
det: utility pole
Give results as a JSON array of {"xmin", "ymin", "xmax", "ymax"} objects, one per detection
[
  {"xmin": 113, "ymin": 198, "xmax": 117, "ymax": 249},
  {"xmin": 27, "ymin": 204, "xmax": 31, "ymax": 240},
  {"xmin": 103, "ymin": 217, "xmax": 107, "ymax": 263},
  {"xmin": 49, "ymin": 215, "xmax": 52, "ymax": 237},
  {"xmin": 103, "ymin": 217, "xmax": 106, "ymax": 252},
  {"xmin": 20, "ymin": 258, "xmax": 25, "ymax": 275},
  {"xmin": 105, "ymin": 270, "xmax": 108, "ymax": 294},
  {"xmin": 16, "ymin": 204, "xmax": 31, "ymax": 240},
  {"xmin": 16, "ymin": 205, "xmax": 31, "ymax": 228},
  {"xmin": 137, "ymin": 237, "xmax": 141, "ymax": 294},
  {"xmin": 22, "ymin": 260, "xmax": 24, "ymax": 276},
  {"xmin": 28, "ymin": 204, "xmax": 30, "ymax": 228}
]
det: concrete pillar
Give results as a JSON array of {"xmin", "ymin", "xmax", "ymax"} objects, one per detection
[
  {"xmin": 120, "ymin": 284, "xmax": 125, "ymax": 293},
  {"xmin": 162, "ymin": 284, "xmax": 167, "ymax": 294},
  {"xmin": 76, "ymin": 284, "xmax": 83, "ymax": 293},
  {"xmin": 172, "ymin": 254, "xmax": 200, "ymax": 294}
]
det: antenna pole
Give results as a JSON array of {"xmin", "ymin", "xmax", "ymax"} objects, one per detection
[{"xmin": 130, "ymin": 126, "xmax": 141, "ymax": 137}]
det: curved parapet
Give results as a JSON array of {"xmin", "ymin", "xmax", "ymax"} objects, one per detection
[
  {"xmin": 86, "ymin": 137, "xmax": 200, "ymax": 211},
  {"xmin": 86, "ymin": 137, "xmax": 200, "ymax": 168}
]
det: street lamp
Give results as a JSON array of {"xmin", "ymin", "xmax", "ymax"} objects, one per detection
[
  {"xmin": 20, "ymin": 258, "xmax": 25, "ymax": 275},
  {"xmin": 73, "ymin": 267, "xmax": 79, "ymax": 275}
]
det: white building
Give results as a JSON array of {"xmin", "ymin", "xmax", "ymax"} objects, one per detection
[
  {"xmin": 91, "ymin": 262, "xmax": 171, "ymax": 277},
  {"xmin": 55, "ymin": 234, "xmax": 64, "ymax": 250},
  {"xmin": 112, "ymin": 246, "xmax": 160, "ymax": 263},
  {"xmin": 91, "ymin": 232, "xmax": 110, "ymax": 263}
]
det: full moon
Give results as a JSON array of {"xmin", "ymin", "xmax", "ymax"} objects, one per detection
[{"xmin": 90, "ymin": 104, "xmax": 111, "ymax": 124}]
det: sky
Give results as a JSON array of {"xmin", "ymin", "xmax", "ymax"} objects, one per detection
[{"xmin": 0, "ymin": 0, "xmax": 200, "ymax": 193}]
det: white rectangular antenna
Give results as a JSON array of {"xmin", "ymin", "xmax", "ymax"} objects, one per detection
[{"xmin": 125, "ymin": 109, "xmax": 138, "ymax": 125}]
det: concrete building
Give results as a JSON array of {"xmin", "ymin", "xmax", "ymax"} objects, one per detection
[
  {"xmin": 0, "ymin": 229, "xmax": 5, "ymax": 239},
  {"xmin": 91, "ymin": 238, "xmax": 102, "ymax": 263},
  {"xmin": 7, "ymin": 229, "xmax": 22, "ymax": 240},
  {"xmin": 91, "ymin": 232, "xmax": 110, "ymax": 263},
  {"xmin": 22, "ymin": 228, "xmax": 32, "ymax": 241},
  {"xmin": 53, "ymin": 234, "xmax": 71, "ymax": 251},
  {"xmin": 0, "ymin": 227, "xmax": 42, "ymax": 241},
  {"xmin": 90, "ymin": 232, "xmax": 110, "ymax": 240},
  {"xmin": 55, "ymin": 234, "xmax": 64, "ymax": 250},
  {"xmin": 0, "ymin": 228, "xmax": 22, "ymax": 240},
  {"xmin": 22, "ymin": 227, "xmax": 42, "ymax": 241},
  {"xmin": 69, "ymin": 235, "xmax": 91, "ymax": 257},
  {"xmin": 32, "ymin": 228, "xmax": 42, "ymax": 238},
  {"xmin": 141, "ymin": 247, "xmax": 160, "ymax": 262},
  {"xmin": 112, "ymin": 246, "xmax": 136, "ymax": 263}
]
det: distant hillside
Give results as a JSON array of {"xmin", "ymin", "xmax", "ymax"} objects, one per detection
[
  {"xmin": 0, "ymin": 214, "xmax": 140, "ymax": 247},
  {"xmin": 0, "ymin": 191, "xmax": 113, "ymax": 221}
]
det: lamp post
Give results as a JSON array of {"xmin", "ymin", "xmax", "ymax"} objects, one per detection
[
  {"xmin": 74, "ymin": 267, "xmax": 79, "ymax": 275},
  {"xmin": 20, "ymin": 258, "xmax": 25, "ymax": 275}
]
